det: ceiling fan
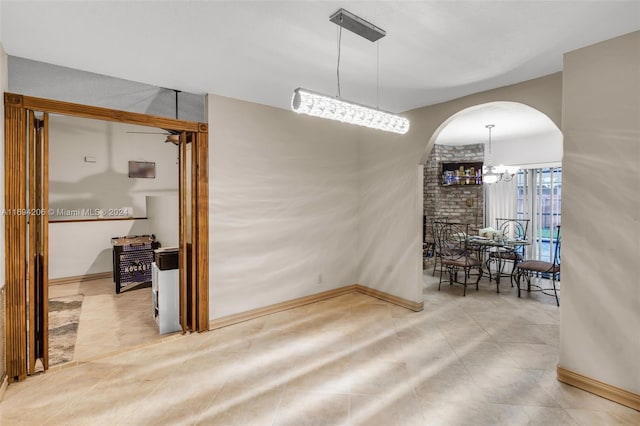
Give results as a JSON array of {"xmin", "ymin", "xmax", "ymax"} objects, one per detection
[{"xmin": 126, "ymin": 88, "xmax": 182, "ymax": 144}]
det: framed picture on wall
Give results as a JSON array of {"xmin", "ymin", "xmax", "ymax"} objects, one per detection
[{"xmin": 128, "ymin": 161, "xmax": 156, "ymax": 178}]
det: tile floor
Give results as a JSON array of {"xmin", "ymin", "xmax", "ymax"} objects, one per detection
[
  {"xmin": 49, "ymin": 278, "xmax": 172, "ymax": 363},
  {"xmin": 1, "ymin": 273, "xmax": 638, "ymax": 425}
]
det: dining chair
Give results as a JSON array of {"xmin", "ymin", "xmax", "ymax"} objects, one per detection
[
  {"xmin": 486, "ymin": 218, "xmax": 530, "ymax": 285},
  {"xmin": 430, "ymin": 217, "xmax": 450, "ymax": 276},
  {"xmin": 433, "ymin": 220, "xmax": 483, "ymax": 296},
  {"xmin": 514, "ymin": 225, "xmax": 561, "ymax": 306},
  {"xmin": 422, "ymin": 215, "xmax": 436, "ymax": 270}
]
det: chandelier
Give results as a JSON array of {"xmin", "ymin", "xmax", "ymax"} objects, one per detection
[
  {"xmin": 291, "ymin": 9, "xmax": 409, "ymax": 134},
  {"xmin": 483, "ymin": 124, "xmax": 519, "ymax": 183}
]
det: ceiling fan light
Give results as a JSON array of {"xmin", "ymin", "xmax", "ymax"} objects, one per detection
[{"xmin": 165, "ymin": 134, "xmax": 180, "ymax": 145}]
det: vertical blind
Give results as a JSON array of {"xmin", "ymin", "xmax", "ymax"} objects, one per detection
[
  {"xmin": 517, "ymin": 168, "xmax": 562, "ymax": 262},
  {"xmin": 484, "ymin": 176, "xmax": 518, "ymax": 232}
]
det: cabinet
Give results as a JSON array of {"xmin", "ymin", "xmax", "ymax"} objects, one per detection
[{"xmin": 151, "ymin": 262, "xmax": 180, "ymax": 334}]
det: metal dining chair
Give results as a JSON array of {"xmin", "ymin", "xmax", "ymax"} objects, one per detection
[
  {"xmin": 514, "ymin": 225, "xmax": 561, "ymax": 306},
  {"xmin": 430, "ymin": 217, "xmax": 450, "ymax": 277},
  {"xmin": 486, "ymin": 218, "xmax": 530, "ymax": 285},
  {"xmin": 433, "ymin": 220, "xmax": 483, "ymax": 296}
]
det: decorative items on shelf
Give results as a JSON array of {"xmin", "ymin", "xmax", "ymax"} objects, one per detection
[{"xmin": 441, "ymin": 161, "xmax": 483, "ymax": 186}]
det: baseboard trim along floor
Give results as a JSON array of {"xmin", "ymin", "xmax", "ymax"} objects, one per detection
[
  {"xmin": 49, "ymin": 271, "xmax": 112, "ymax": 286},
  {"xmin": 209, "ymin": 284, "xmax": 423, "ymax": 330},
  {"xmin": 557, "ymin": 366, "xmax": 640, "ymax": 411}
]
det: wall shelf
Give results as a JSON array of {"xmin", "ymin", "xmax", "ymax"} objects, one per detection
[{"xmin": 49, "ymin": 217, "xmax": 147, "ymax": 224}]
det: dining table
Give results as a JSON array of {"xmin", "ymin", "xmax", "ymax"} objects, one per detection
[{"xmin": 466, "ymin": 236, "xmax": 530, "ymax": 292}]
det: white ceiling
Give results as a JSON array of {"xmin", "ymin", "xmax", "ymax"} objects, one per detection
[{"xmin": 2, "ymin": 1, "xmax": 639, "ymax": 115}]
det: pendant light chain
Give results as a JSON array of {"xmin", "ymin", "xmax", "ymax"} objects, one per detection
[
  {"xmin": 376, "ymin": 40, "xmax": 380, "ymax": 110},
  {"xmin": 488, "ymin": 125, "xmax": 492, "ymax": 164},
  {"xmin": 174, "ymin": 89, "xmax": 179, "ymax": 119},
  {"xmin": 336, "ymin": 24, "xmax": 342, "ymax": 99}
]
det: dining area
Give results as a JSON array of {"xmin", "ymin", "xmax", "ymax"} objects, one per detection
[
  {"xmin": 427, "ymin": 217, "xmax": 561, "ymax": 306},
  {"xmin": 424, "ymin": 111, "xmax": 563, "ymax": 307}
]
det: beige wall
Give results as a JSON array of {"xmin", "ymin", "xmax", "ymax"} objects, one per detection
[
  {"xmin": 560, "ymin": 31, "xmax": 640, "ymax": 394},
  {"xmin": 358, "ymin": 73, "xmax": 563, "ymax": 303},
  {"xmin": 207, "ymin": 94, "xmax": 360, "ymax": 319},
  {"xmin": 49, "ymin": 116, "xmax": 179, "ymax": 220},
  {"xmin": 47, "ymin": 116, "xmax": 178, "ymax": 279},
  {"xmin": 206, "ymin": 78, "xmax": 564, "ymax": 316}
]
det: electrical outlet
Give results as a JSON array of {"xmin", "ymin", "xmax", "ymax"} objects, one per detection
[{"xmin": 317, "ymin": 274, "xmax": 323, "ymax": 284}]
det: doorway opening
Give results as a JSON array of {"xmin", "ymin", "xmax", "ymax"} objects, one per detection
[
  {"xmin": 421, "ymin": 101, "xmax": 563, "ymax": 297},
  {"xmin": 3, "ymin": 93, "xmax": 209, "ymax": 382},
  {"xmin": 46, "ymin": 114, "xmax": 185, "ymax": 365}
]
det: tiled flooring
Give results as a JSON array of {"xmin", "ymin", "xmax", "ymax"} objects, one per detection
[
  {"xmin": 1, "ymin": 273, "xmax": 639, "ymax": 425},
  {"xmin": 48, "ymin": 278, "xmax": 171, "ymax": 363}
]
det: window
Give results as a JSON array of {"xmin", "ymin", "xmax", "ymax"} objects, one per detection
[{"xmin": 517, "ymin": 167, "xmax": 562, "ymax": 262}]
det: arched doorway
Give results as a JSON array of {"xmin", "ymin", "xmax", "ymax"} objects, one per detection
[{"xmin": 421, "ymin": 101, "xmax": 563, "ymax": 291}]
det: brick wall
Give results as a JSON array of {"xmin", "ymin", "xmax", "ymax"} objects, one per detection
[{"xmin": 424, "ymin": 144, "xmax": 485, "ymax": 241}]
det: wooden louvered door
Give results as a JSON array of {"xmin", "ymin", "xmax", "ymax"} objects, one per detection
[
  {"xmin": 4, "ymin": 95, "xmax": 49, "ymax": 380},
  {"xmin": 178, "ymin": 129, "xmax": 209, "ymax": 333},
  {"xmin": 27, "ymin": 110, "xmax": 49, "ymax": 372},
  {"xmin": 4, "ymin": 94, "xmax": 28, "ymax": 381},
  {"xmin": 179, "ymin": 131, "xmax": 189, "ymax": 332}
]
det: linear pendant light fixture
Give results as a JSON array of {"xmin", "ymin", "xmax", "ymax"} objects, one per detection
[
  {"xmin": 291, "ymin": 9, "xmax": 410, "ymax": 135},
  {"xmin": 291, "ymin": 88, "xmax": 409, "ymax": 134}
]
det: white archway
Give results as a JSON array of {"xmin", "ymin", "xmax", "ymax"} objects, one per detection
[
  {"xmin": 420, "ymin": 100, "xmax": 564, "ymax": 279},
  {"xmin": 421, "ymin": 101, "xmax": 563, "ymax": 167}
]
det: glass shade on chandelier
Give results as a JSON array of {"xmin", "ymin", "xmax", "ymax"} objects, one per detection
[
  {"xmin": 291, "ymin": 88, "xmax": 410, "ymax": 135},
  {"xmin": 483, "ymin": 164, "xmax": 519, "ymax": 183},
  {"xmin": 483, "ymin": 166, "xmax": 500, "ymax": 184}
]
